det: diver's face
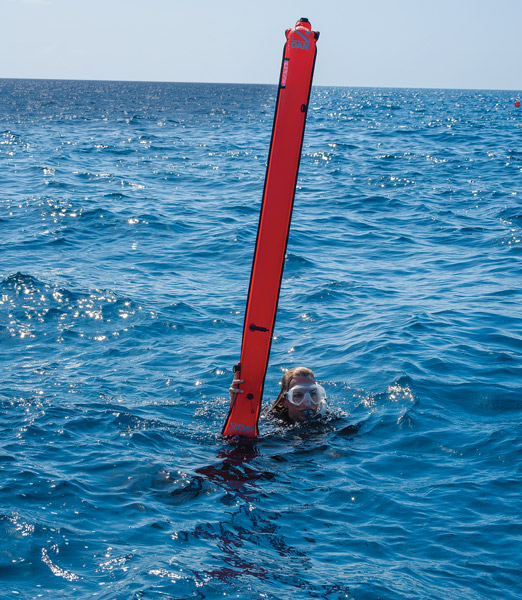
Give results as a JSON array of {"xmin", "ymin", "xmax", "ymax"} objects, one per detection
[{"xmin": 283, "ymin": 375, "xmax": 318, "ymax": 422}]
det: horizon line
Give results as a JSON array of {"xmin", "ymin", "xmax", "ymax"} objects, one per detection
[{"xmin": 1, "ymin": 76, "xmax": 521, "ymax": 94}]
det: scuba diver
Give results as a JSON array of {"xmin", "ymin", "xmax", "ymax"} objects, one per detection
[{"xmin": 229, "ymin": 366, "xmax": 327, "ymax": 423}]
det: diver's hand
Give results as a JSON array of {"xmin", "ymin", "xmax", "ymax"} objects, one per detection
[{"xmin": 229, "ymin": 376, "xmax": 244, "ymax": 406}]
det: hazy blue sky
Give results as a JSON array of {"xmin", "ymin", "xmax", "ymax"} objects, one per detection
[{"xmin": 2, "ymin": 0, "xmax": 521, "ymax": 90}]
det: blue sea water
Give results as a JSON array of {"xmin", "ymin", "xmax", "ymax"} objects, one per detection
[{"xmin": 1, "ymin": 78, "xmax": 522, "ymax": 599}]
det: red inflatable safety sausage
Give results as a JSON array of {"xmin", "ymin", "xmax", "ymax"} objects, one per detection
[{"xmin": 222, "ymin": 18, "xmax": 319, "ymax": 437}]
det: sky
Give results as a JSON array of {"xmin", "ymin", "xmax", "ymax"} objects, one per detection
[{"xmin": 1, "ymin": 0, "xmax": 521, "ymax": 90}]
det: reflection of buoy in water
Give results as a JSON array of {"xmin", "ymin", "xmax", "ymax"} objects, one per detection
[{"xmin": 515, "ymin": 101, "xmax": 521, "ymax": 107}]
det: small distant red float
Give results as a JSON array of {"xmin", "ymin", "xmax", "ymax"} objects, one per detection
[{"xmin": 515, "ymin": 101, "xmax": 521, "ymax": 107}]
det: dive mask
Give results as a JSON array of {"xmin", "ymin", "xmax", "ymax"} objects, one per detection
[{"xmin": 285, "ymin": 383, "xmax": 326, "ymax": 407}]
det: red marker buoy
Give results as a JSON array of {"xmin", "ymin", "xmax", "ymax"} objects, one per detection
[
  {"xmin": 515, "ymin": 101, "xmax": 521, "ymax": 108},
  {"xmin": 222, "ymin": 18, "xmax": 319, "ymax": 437}
]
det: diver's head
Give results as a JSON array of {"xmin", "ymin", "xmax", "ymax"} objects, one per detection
[{"xmin": 278, "ymin": 367, "xmax": 327, "ymax": 422}]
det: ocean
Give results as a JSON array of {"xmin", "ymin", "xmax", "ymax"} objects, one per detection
[{"xmin": 1, "ymin": 78, "xmax": 521, "ymax": 599}]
